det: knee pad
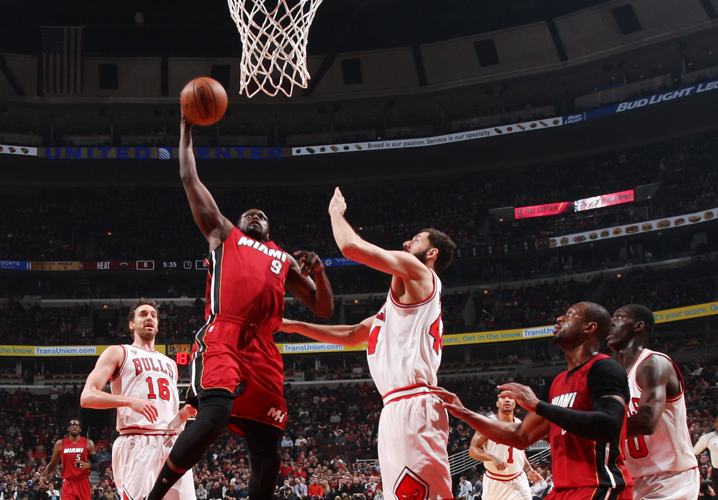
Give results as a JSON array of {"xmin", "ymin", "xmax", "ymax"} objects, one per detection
[{"xmin": 168, "ymin": 397, "xmax": 232, "ymax": 470}]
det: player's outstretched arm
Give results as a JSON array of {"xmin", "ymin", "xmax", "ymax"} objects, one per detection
[
  {"xmin": 80, "ymin": 346, "xmax": 159, "ymax": 423},
  {"xmin": 285, "ymin": 251, "xmax": 334, "ymax": 318},
  {"xmin": 328, "ymin": 187, "xmax": 431, "ymax": 281},
  {"xmin": 281, "ymin": 316, "xmax": 374, "ymax": 347},
  {"xmin": 40, "ymin": 439, "xmax": 63, "ymax": 486},
  {"xmin": 179, "ymin": 111, "xmax": 232, "ymax": 250},
  {"xmin": 626, "ymin": 355, "xmax": 672, "ymax": 438},
  {"xmin": 433, "ymin": 387, "xmax": 549, "ymax": 449}
]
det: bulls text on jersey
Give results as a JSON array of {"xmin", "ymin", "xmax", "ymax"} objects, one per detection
[{"xmin": 132, "ymin": 357, "xmax": 175, "ymax": 379}]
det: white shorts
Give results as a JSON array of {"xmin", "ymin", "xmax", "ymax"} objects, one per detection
[
  {"xmin": 378, "ymin": 394, "xmax": 452, "ymax": 500},
  {"xmin": 632, "ymin": 467, "xmax": 700, "ymax": 500},
  {"xmin": 482, "ymin": 472, "xmax": 531, "ymax": 500},
  {"xmin": 112, "ymin": 434, "xmax": 196, "ymax": 500}
]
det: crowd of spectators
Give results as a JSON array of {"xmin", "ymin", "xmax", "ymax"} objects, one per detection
[
  {"xmin": 4, "ymin": 348, "xmax": 718, "ymax": 500},
  {"xmin": 2, "ymin": 133, "xmax": 717, "ymax": 269},
  {"xmin": 1, "ymin": 257, "xmax": 716, "ymax": 354}
]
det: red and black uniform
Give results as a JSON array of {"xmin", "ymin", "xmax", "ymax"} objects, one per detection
[
  {"xmin": 188, "ymin": 227, "xmax": 291, "ymax": 435},
  {"xmin": 546, "ymin": 354, "xmax": 633, "ymax": 500},
  {"xmin": 59, "ymin": 437, "xmax": 91, "ymax": 500}
]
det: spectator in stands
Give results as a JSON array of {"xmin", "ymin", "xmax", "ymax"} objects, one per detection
[{"xmin": 456, "ymin": 476, "xmax": 473, "ymax": 500}]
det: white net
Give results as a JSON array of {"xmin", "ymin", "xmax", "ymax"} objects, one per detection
[{"xmin": 228, "ymin": 0, "xmax": 324, "ymax": 98}]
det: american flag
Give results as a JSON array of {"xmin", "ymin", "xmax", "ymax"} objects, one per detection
[{"xmin": 41, "ymin": 26, "xmax": 85, "ymax": 93}]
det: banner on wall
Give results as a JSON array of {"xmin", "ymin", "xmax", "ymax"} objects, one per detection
[
  {"xmin": 547, "ymin": 207, "xmax": 716, "ymax": 248},
  {"xmin": 515, "ymin": 201, "xmax": 572, "ymax": 219}
]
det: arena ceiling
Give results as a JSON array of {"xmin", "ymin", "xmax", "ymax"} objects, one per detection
[{"xmin": 2, "ymin": 0, "xmax": 611, "ymax": 57}]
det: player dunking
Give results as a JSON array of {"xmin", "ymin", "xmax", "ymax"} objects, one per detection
[
  {"xmin": 282, "ymin": 187, "xmax": 456, "ymax": 500},
  {"xmin": 607, "ymin": 304, "xmax": 699, "ymax": 500},
  {"xmin": 434, "ymin": 302, "xmax": 633, "ymax": 500},
  {"xmin": 40, "ymin": 420, "xmax": 98, "ymax": 500},
  {"xmin": 145, "ymin": 113, "xmax": 334, "ymax": 500},
  {"xmin": 81, "ymin": 299, "xmax": 197, "ymax": 500},
  {"xmin": 470, "ymin": 395, "xmax": 533, "ymax": 500}
]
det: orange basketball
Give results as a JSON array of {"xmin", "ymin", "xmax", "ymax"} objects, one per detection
[{"xmin": 180, "ymin": 77, "xmax": 228, "ymax": 126}]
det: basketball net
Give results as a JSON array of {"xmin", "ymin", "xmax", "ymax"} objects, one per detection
[{"xmin": 228, "ymin": 0, "xmax": 324, "ymax": 98}]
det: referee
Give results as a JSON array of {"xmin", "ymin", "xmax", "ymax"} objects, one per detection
[{"xmin": 694, "ymin": 415, "xmax": 718, "ymax": 485}]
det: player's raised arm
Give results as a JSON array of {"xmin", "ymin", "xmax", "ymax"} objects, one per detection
[
  {"xmin": 80, "ymin": 346, "xmax": 159, "ymax": 423},
  {"xmin": 281, "ymin": 316, "xmax": 374, "ymax": 346},
  {"xmin": 328, "ymin": 187, "xmax": 431, "ymax": 282},
  {"xmin": 179, "ymin": 111, "xmax": 232, "ymax": 250},
  {"xmin": 285, "ymin": 251, "xmax": 334, "ymax": 318}
]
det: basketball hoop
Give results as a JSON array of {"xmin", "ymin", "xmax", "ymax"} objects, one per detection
[{"xmin": 227, "ymin": 0, "xmax": 324, "ymax": 98}]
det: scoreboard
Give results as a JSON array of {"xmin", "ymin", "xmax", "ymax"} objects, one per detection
[{"xmin": 166, "ymin": 344, "xmax": 192, "ymax": 365}]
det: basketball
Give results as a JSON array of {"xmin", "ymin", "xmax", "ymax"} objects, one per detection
[{"xmin": 180, "ymin": 77, "xmax": 228, "ymax": 126}]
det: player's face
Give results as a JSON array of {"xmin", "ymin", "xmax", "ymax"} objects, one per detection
[
  {"xmin": 497, "ymin": 395, "xmax": 516, "ymax": 414},
  {"xmin": 553, "ymin": 303, "xmax": 588, "ymax": 350},
  {"xmin": 130, "ymin": 305, "xmax": 159, "ymax": 340},
  {"xmin": 238, "ymin": 209, "xmax": 270, "ymax": 242},
  {"xmin": 403, "ymin": 232, "xmax": 433, "ymax": 263},
  {"xmin": 606, "ymin": 306, "xmax": 635, "ymax": 352},
  {"xmin": 67, "ymin": 421, "xmax": 81, "ymax": 437}
]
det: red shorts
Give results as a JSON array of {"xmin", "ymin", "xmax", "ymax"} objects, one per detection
[
  {"xmin": 189, "ymin": 315, "xmax": 287, "ymax": 435},
  {"xmin": 62, "ymin": 479, "xmax": 91, "ymax": 500},
  {"xmin": 546, "ymin": 486, "xmax": 632, "ymax": 500}
]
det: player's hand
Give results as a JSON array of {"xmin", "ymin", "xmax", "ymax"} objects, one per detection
[
  {"xmin": 328, "ymin": 187, "xmax": 347, "ymax": 217},
  {"xmin": 294, "ymin": 251, "xmax": 324, "ymax": 276},
  {"xmin": 128, "ymin": 398, "xmax": 159, "ymax": 422},
  {"xmin": 497, "ymin": 383, "xmax": 540, "ymax": 412},
  {"xmin": 39, "ymin": 475, "xmax": 51, "ymax": 488},
  {"xmin": 182, "ymin": 404, "xmax": 198, "ymax": 418},
  {"xmin": 180, "ymin": 110, "xmax": 194, "ymax": 132},
  {"xmin": 430, "ymin": 387, "xmax": 468, "ymax": 418},
  {"xmin": 492, "ymin": 457, "xmax": 508, "ymax": 471},
  {"xmin": 74, "ymin": 460, "xmax": 88, "ymax": 470}
]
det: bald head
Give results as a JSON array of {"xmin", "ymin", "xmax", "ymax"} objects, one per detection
[{"xmin": 580, "ymin": 302, "xmax": 612, "ymax": 341}]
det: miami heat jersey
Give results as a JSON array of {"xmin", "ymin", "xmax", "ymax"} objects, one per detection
[
  {"xmin": 367, "ymin": 269, "xmax": 443, "ymax": 396},
  {"xmin": 205, "ymin": 227, "xmax": 290, "ymax": 333},
  {"xmin": 482, "ymin": 414, "xmax": 528, "ymax": 478},
  {"xmin": 625, "ymin": 348, "xmax": 697, "ymax": 477},
  {"xmin": 60, "ymin": 436, "xmax": 90, "ymax": 480},
  {"xmin": 111, "ymin": 345, "xmax": 181, "ymax": 434},
  {"xmin": 548, "ymin": 354, "xmax": 632, "ymax": 491}
]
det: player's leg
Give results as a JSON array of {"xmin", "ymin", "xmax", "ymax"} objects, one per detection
[
  {"xmin": 146, "ymin": 394, "xmax": 233, "ymax": 500},
  {"xmin": 241, "ymin": 421, "xmax": 283, "ymax": 500}
]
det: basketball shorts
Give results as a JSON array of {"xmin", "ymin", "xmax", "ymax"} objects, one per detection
[
  {"xmin": 378, "ymin": 393, "xmax": 453, "ymax": 500},
  {"xmin": 61, "ymin": 479, "xmax": 91, "ymax": 500},
  {"xmin": 631, "ymin": 467, "xmax": 700, "ymax": 500},
  {"xmin": 545, "ymin": 486, "xmax": 632, "ymax": 500},
  {"xmin": 188, "ymin": 316, "xmax": 287, "ymax": 434},
  {"xmin": 112, "ymin": 434, "xmax": 196, "ymax": 500},
  {"xmin": 482, "ymin": 472, "xmax": 531, "ymax": 500}
]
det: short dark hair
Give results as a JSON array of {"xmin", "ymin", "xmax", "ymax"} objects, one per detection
[
  {"xmin": 622, "ymin": 304, "xmax": 656, "ymax": 336},
  {"xmin": 420, "ymin": 228, "xmax": 456, "ymax": 274},
  {"xmin": 581, "ymin": 302, "xmax": 612, "ymax": 340},
  {"xmin": 127, "ymin": 298, "xmax": 159, "ymax": 323}
]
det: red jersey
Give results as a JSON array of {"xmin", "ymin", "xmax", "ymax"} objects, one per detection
[
  {"xmin": 548, "ymin": 354, "xmax": 632, "ymax": 491},
  {"xmin": 60, "ymin": 437, "xmax": 90, "ymax": 481},
  {"xmin": 205, "ymin": 227, "xmax": 290, "ymax": 332}
]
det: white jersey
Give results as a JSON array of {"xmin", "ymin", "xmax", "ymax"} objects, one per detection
[
  {"xmin": 482, "ymin": 414, "xmax": 528, "ymax": 478},
  {"xmin": 111, "ymin": 345, "xmax": 182, "ymax": 434},
  {"xmin": 694, "ymin": 431, "xmax": 718, "ymax": 467},
  {"xmin": 367, "ymin": 269, "xmax": 443, "ymax": 398},
  {"xmin": 625, "ymin": 349, "xmax": 697, "ymax": 477}
]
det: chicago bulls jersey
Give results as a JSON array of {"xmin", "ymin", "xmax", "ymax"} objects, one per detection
[
  {"xmin": 111, "ymin": 345, "xmax": 180, "ymax": 434},
  {"xmin": 205, "ymin": 227, "xmax": 290, "ymax": 333},
  {"xmin": 367, "ymin": 269, "xmax": 443, "ymax": 397},
  {"xmin": 482, "ymin": 414, "xmax": 528, "ymax": 477},
  {"xmin": 60, "ymin": 436, "xmax": 90, "ymax": 480},
  {"xmin": 625, "ymin": 348, "xmax": 697, "ymax": 477},
  {"xmin": 548, "ymin": 354, "xmax": 632, "ymax": 491}
]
